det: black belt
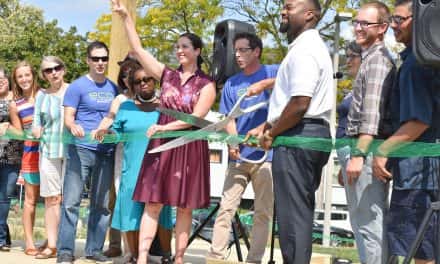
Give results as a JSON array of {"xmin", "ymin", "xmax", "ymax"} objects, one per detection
[{"xmin": 301, "ymin": 118, "xmax": 329, "ymax": 126}]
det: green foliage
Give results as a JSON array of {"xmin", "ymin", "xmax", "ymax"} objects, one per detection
[
  {"xmin": 222, "ymin": 0, "xmax": 287, "ymax": 63},
  {"xmin": 90, "ymin": 0, "xmax": 224, "ymax": 73},
  {"xmin": 0, "ymin": 0, "xmax": 88, "ymax": 85}
]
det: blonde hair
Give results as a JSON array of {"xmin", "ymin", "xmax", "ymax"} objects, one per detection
[
  {"xmin": 39, "ymin": 55, "xmax": 66, "ymax": 81},
  {"xmin": 11, "ymin": 61, "xmax": 39, "ymax": 100}
]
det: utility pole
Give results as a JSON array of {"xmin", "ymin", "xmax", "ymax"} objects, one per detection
[
  {"xmin": 322, "ymin": 12, "xmax": 352, "ymax": 247},
  {"xmin": 108, "ymin": 0, "xmax": 137, "ymax": 83}
]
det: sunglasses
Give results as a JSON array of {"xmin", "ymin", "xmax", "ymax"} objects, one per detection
[
  {"xmin": 133, "ymin": 76, "xmax": 154, "ymax": 85},
  {"xmin": 89, "ymin": 56, "xmax": 109, "ymax": 62},
  {"xmin": 43, "ymin": 65, "xmax": 64, "ymax": 75}
]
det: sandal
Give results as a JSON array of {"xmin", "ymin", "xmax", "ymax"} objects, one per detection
[
  {"xmin": 24, "ymin": 248, "xmax": 40, "ymax": 256},
  {"xmin": 35, "ymin": 247, "xmax": 57, "ymax": 259},
  {"xmin": 37, "ymin": 240, "xmax": 48, "ymax": 251}
]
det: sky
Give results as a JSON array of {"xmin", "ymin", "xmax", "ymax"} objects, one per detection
[{"xmin": 21, "ymin": 0, "xmax": 111, "ymax": 35}]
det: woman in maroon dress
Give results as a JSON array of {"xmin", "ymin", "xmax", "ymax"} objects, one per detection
[{"xmin": 112, "ymin": 1, "xmax": 216, "ymax": 263}]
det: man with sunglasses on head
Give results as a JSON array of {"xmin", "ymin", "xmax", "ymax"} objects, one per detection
[
  {"xmin": 373, "ymin": 0, "xmax": 440, "ymax": 263},
  {"xmin": 344, "ymin": 1, "xmax": 396, "ymax": 263},
  {"xmin": 207, "ymin": 32, "xmax": 277, "ymax": 263},
  {"xmin": 57, "ymin": 41, "xmax": 118, "ymax": 264}
]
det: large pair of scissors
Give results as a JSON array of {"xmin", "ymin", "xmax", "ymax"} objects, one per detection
[{"xmin": 148, "ymin": 93, "xmax": 268, "ymax": 164}]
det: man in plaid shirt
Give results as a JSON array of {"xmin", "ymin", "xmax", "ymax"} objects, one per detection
[{"xmin": 341, "ymin": 1, "xmax": 396, "ymax": 264}]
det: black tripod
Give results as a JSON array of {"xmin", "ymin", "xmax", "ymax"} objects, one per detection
[
  {"xmin": 187, "ymin": 201, "xmax": 251, "ymax": 261},
  {"xmin": 402, "ymin": 200, "xmax": 440, "ymax": 264},
  {"xmin": 268, "ymin": 204, "xmax": 277, "ymax": 264}
]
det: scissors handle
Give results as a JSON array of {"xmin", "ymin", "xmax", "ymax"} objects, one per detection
[{"xmin": 238, "ymin": 151, "xmax": 268, "ymax": 164}]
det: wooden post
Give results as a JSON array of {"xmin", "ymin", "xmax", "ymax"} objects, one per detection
[{"xmin": 108, "ymin": 0, "xmax": 137, "ymax": 83}]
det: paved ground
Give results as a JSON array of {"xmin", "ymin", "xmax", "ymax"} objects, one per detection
[{"xmin": 1, "ymin": 239, "xmax": 332, "ymax": 264}]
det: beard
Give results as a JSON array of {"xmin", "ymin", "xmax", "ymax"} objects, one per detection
[{"xmin": 279, "ymin": 21, "xmax": 289, "ymax": 33}]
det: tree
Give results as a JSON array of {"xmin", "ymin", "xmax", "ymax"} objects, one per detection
[
  {"xmin": 90, "ymin": 0, "xmax": 224, "ymax": 71},
  {"xmin": 0, "ymin": 0, "xmax": 88, "ymax": 84}
]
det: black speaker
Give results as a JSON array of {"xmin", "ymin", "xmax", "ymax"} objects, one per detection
[
  {"xmin": 212, "ymin": 19, "xmax": 255, "ymax": 84},
  {"xmin": 413, "ymin": 0, "xmax": 440, "ymax": 67}
]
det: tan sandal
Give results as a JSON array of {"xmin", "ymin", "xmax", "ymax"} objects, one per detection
[
  {"xmin": 24, "ymin": 248, "xmax": 40, "ymax": 256},
  {"xmin": 35, "ymin": 247, "xmax": 57, "ymax": 259}
]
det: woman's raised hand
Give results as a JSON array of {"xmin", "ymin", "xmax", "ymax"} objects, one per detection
[{"xmin": 111, "ymin": 0, "xmax": 128, "ymax": 19}]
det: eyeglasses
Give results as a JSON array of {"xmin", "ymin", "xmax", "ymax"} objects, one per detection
[
  {"xmin": 43, "ymin": 65, "xmax": 64, "ymax": 75},
  {"xmin": 89, "ymin": 56, "xmax": 109, "ymax": 62},
  {"xmin": 234, "ymin": 47, "xmax": 253, "ymax": 53},
  {"xmin": 352, "ymin": 20, "xmax": 384, "ymax": 29},
  {"xmin": 390, "ymin": 15, "xmax": 412, "ymax": 25},
  {"xmin": 346, "ymin": 53, "xmax": 361, "ymax": 60},
  {"xmin": 133, "ymin": 76, "xmax": 154, "ymax": 85}
]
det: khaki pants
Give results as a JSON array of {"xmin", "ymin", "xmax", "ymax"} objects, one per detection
[{"xmin": 208, "ymin": 162, "xmax": 273, "ymax": 263}]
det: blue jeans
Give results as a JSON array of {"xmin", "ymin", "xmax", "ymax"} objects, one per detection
[
  {"xmin": 0, "ymin": 164, "xmax": 19, "ymax": 245},
  {"xmin": 57, "ymin": 145, "xmax": 114, "ymax": 257},
  {"xmin": 337, "ymin": 145, "xmax": 389, "ymax": 264}
]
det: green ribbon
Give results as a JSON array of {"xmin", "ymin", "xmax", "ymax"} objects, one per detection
[{"xmin": 2, "ymin": 130, "xmax": 440, "ymax": 158}]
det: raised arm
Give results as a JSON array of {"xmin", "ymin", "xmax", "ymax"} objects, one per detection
[{"xmin": 112, "ymin": 0, "xmax": 165, "ymax": 80}]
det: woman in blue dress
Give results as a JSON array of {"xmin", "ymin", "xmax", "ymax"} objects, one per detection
[{"xmin": 109, "ymin": 65, "xmax": 172, "ymax": 263}]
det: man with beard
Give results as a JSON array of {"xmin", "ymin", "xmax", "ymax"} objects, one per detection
[
  {"xmin": 373, "ymin": 0, "xmax": 440, "ymax": 263},
  {"xmin": 248, "ymin": 0, "xmax": 333, "ymax": 262},
  {"xmin": 57, "ymin": 41, "xmax": 118, "ymax": 264},
  {"xmin": 345, "ymin": 2, "xmax": 395, "ymax": 263}
]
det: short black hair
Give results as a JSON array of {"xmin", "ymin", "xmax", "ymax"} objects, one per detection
[
  {"xmin": 87, "ymin": 41, "xmax": 109, "ymax": 57},
  {"xmin": 395, "ymin": 0, "xmax": 412, "ymax": 9},
  {"xmin": 346, "ymin": 41, "xmax": 362, "ymax": 55},
  {"xmin": 233, "ymin": 32, "xmax": 263, "ymax": 58}
]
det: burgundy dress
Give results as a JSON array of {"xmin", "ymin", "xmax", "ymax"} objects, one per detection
[{"xmin": 133, "ymin": 66, "xmax": 212, "ymax": 209}]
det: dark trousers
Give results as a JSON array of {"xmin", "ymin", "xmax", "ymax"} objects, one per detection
[{"xmin": 272, "ymin": 122, "xmax": 331, "ymax": 264}]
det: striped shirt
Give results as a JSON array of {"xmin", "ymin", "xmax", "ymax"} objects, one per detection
[
  {"xmin": 32, "ymin": 88, "xmax": 66, "ymax": 159},
  {"xmin": 346, "ymin": 42, "xmax": 396, "ymax": 137}
]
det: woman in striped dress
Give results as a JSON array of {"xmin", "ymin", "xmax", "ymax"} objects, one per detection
[{"xmin": 9, "ymin": 61, "xmax": 41, "ymax": 256}]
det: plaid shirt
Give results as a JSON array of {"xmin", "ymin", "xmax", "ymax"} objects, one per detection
[{"xmin": 346, "ymin": 42, "xmax": 396, "ymax": 137}]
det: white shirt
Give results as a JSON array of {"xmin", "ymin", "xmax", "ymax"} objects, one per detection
[{"xmin": 268, "ymin": 29, "xmax": 334, "ymax": 124}]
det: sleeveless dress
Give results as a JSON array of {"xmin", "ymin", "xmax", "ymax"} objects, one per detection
[
  {"xmin": 133, "ymin": 66, "xmax": 212, "ymax": 209},
  {"xmin": 16, "ymin": 97, "xmax": 39, "ymax": 184}
]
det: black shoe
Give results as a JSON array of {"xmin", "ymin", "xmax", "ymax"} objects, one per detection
[
  {"xmin": 56, "ymin": 253, "xmax": 74, "ymax": 264},
  {"xmin": 0, "ymin": 243, "xmax": 10, "ymax": 252},
  {"xmin": 85, "ymin": 253, "xmax": 113, "ymax": 263}
]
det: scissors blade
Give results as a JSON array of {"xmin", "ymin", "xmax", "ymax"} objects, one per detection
[
  {"xmin": 157, "ymin": 107, "xmax": 212, "ymax": 128},
  {"xmin": 148, "ymin": 136, "xmax": 197, "ymax": 153},
  {"xmin": 148, "ymin": 119, "xmax": 230, "ymax": 153}
]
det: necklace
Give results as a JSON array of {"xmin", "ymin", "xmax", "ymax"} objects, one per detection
[{"xmin": 136, "ymin": 94, "xmax": 156, "ymax": 103}]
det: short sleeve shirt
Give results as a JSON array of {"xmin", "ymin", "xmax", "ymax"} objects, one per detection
[
  {"xmin": 219, "ymin": 64, "xmax": 279, "ymax": 162},
  {"xmin": 267, "ymin": 29, "xmax": 334, "ymax": 124},
  {"xmin": 389, "ymin": 47, "xmax": 440, "ymax": 190},
  {"xmin": 63, "ymin": 75, "xmax": 118, "ymax": 152}
]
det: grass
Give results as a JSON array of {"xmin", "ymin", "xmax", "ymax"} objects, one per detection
[{"xmin": 8, "ymin": 199, "xmax": 88, "ymax": 241}]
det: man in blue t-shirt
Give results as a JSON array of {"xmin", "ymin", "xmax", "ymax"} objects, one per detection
[
  {"xmin": 207, "ymin": 32, "xmax": 278, "ymax": 263},
  {"xmin": 373, "ymin": 0, "xmax": 440, "ymax": 262},
  {"xmin": 57, "ymin": 41, "xmax": 118, "ymax": 264}
]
